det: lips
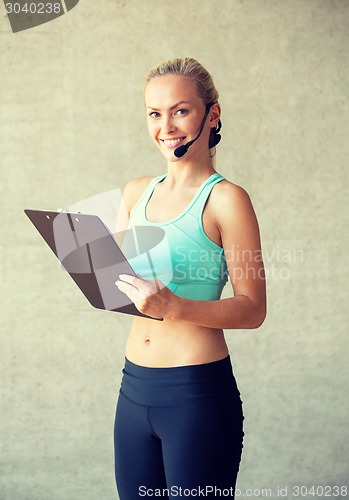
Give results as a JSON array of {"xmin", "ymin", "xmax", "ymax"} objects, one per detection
[{"xmin": 160, "ymin": 137, "xmax": 185, "ymax": 147}]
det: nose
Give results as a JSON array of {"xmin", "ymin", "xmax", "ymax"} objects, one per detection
[{"xmin": 161, "ymin": 114, "xmax": 176, "ymax": 135}]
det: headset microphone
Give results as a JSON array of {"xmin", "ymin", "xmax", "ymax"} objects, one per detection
[{"xmin": 174, "ymin": 103, "xmax": 213, "ymax": 158}]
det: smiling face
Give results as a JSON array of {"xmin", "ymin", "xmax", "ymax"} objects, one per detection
[{"xmin": 144, "ymin": 74, "xmax": 218, "ymax": 162}]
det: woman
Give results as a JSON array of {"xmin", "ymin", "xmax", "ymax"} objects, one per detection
[{"xmin": 114, "ymin": 58, "xmax": 266, "ymax": 499}]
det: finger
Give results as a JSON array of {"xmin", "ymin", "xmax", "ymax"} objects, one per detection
[
  {"xmin": 115, "ymin": 280, "xmax": 139, "ymax": 300},
  {"xmin": 115, "ymin": 281, "xmax": 147, "ymax": 313},
  {"xmin": 118, "ymin": 275, "xmax": 145, "ymax": 294},
  {"xmin": 118, "ymin": 274, "xmax": 142, "ymax": 288},
  {"xmin": 119, "ymin": 274, "xmax": 155, "ymax": 295}
]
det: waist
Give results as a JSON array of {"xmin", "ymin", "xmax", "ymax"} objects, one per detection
[
  {"xmin": 126, "ymin": 316, "xmax": 228, "ymax": 367},
  {"xmin": 119, "ymin": 355, "xmax": 241, "ymax": 407}
]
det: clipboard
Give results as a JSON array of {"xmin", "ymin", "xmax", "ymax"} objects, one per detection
[{"xmin": 24, "ymin": 209, "xmax": 163, "ymax": 321}]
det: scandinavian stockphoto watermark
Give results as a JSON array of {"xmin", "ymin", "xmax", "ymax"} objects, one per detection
[
  {"xmin": 3, "ymin": 0, "xmax": 79, "ymax": 33},
  {"xmin": 173, "ymin": 244, "xmax": 304, "ymax": 282}
]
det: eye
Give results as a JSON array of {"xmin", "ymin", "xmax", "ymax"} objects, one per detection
[
  {"xmin": 175, "ymin": 109, "xmax": 188, "ymax": 116},
  {"xmin": 149, "ymin": 111, "xmax": 160, "ymax": 118}
]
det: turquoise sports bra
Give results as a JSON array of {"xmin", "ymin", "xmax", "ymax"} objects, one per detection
[{"xmin": 124, "ymin": 173, "xmax": 228, "ymax": 301}]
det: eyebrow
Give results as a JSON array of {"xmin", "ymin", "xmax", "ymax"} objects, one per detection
[{"xmin": 146, "ymin": 101, "xmax": 191, "ymax": 111}]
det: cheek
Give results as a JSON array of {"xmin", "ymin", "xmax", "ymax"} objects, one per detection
[
  {"xmin": 146, "ymin": 118, "xmax": 154, "ymax": 131},
  {"xmin": 147, "ymin": 122, "xmax": 159, "ymax": 139}
]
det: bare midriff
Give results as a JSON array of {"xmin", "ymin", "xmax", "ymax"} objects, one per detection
[
  {"xmin": 124, "ymin": 174, "xmax": 230, "ymax": 368},
  {"xmin": 125, "ymin": 316, "xmax": 229, "ymax": 368}
]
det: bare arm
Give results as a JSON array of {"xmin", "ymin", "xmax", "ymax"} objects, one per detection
[
  {"xmin": 169, "ymin": 183, "xmax": 267, "ymax": 329},
  {"xmin": 116, "ymin": 182, "xmax": 267, "ymax": 329}
]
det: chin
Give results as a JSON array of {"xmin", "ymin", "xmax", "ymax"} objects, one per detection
[
  {"xmin": 158, "ymin": 148, "xmax": 181, "ymax": 162},
  {"xmin": 167, "ymin": 154, "xmax": 182, "ymax": 162}
]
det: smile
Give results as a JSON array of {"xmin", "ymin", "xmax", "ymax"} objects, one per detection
[{"xmin": 160, "ymin": 137, "xmax": 185, "ymax": 147}]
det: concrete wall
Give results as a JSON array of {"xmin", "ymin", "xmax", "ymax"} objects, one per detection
[{"xmin": 1, "ymin": 1, "xmax": 348, "ymax": 499}]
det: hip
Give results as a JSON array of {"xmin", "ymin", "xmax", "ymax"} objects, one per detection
[{"xmin": 118, "ymin": 354, "xmax": 242, "ymax": 408}]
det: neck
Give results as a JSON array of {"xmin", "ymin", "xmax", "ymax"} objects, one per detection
[{"xmin": 164, "ymin": 161, "xmax": 217, "ymax": 189}]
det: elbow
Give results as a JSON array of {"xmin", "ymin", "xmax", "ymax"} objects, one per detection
[
  {"xmin": 250, "ymin": 314, "xmax": 266, "ymax": 329},
  {"xmin": 230, "ymin": 308, "xmax": 266, "ymax": 330},
  {"xmin": 248, "ymin": 300, "xmax": 267, "ymax": 329},
  {"xmin": 226, "ymin": 295, "xmax": 267, "ymax": 330}
]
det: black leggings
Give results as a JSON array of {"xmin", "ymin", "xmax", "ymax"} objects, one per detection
[{"xmin": 114, "ymin": 356, "xmax": 244, "ymax": 499}]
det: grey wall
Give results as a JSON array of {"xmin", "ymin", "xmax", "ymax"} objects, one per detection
[{"xmin": 1, "ymin": 1, "xmax": 348, "ymax": 499}]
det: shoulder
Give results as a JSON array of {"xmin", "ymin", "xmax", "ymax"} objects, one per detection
[
  {"xmin": 212, "ymin": 178, "xmax": 253, "ymax": 211},
  {"xmin": 210, "ymin": 178, "xmax": 258, "ymax": 231},
  {"xmin": 122, "ymin": 175, "xmax": 157, "ymax": 214}
]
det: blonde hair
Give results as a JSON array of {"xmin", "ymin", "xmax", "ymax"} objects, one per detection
[{"xmin": 144, "ymin": 57, "xmax": 219, "ymax": 106}]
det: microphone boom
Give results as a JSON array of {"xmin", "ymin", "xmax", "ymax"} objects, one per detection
[{"xmin": 173, "ymin": 103, "xmax": 213, "ymax": 158}]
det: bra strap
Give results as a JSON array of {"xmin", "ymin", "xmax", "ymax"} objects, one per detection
[
  {"xmin": 129, "ymin": 174, "xmax": 166, "ymax": 219},
  {"xmin": 187, "ymin": 174, "xmax": 225, "ymax": 220}
]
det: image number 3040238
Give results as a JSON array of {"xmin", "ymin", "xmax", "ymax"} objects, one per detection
[{"xmin": 4, "ymin": 0, "xmax": 79, "ymax": 33}]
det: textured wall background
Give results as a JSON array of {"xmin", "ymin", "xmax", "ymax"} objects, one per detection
[{"xmin": 1, "ymin": 1, "xmax": 348, "ymax": 499}]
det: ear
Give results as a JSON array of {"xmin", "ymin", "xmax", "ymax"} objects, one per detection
[{"xmin": 209, "ymin": 102, "xmax": 221, "ymax": 128}]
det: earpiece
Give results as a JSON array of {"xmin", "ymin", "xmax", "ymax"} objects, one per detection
[{"xmin": 209, "ymin": 119, "xmax": 222, "ymax": 148}]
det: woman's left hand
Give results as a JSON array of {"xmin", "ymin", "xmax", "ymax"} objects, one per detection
[{"xmin": 115, "ymin": 274, "xmax": 178, "ymax": 320}]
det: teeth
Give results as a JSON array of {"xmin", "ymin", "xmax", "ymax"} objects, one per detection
[{"xmin": 162, "ymin": 138, "xmax": 183, "ymax": 146}]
